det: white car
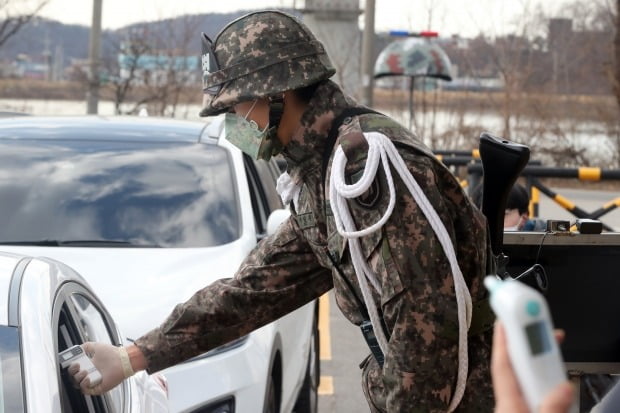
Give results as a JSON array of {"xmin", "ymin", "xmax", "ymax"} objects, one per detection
[
  {"xmin": 0, "ymin": 251, "xmax": 168, "ymax": 412},
  {"xmin": 0, "ymin": 115, "xmax": 319, "ymax": 413}
]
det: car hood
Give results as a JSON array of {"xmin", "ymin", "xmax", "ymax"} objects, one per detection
[{"xmin": 0, "ymin": 239, "xmax": 253, "ymax": 341}]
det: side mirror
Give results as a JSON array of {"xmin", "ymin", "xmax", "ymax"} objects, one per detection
[
  {"xmin": 204, "ymin": 115, "xmax": 224, "ymax": 139},
  {"xmin": 266, "ymin": 209, "xmax": 291, "ymax": 236}
]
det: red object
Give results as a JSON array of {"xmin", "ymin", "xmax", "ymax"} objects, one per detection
[
  {"xmin": 419, "ymin": 31, "xmax": 439, "ymax": 38},
  {"xmin": 386, "ymin": 53, "xmax": 403, "ymax": 73}
]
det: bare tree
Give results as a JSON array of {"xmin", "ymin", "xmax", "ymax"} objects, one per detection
[
  {"xmin": 146, "ymin": 15, "xmax": 202, "ymax": 117},
  {"xmin": 102, "ymin": 27, "xmax": 152, "ymax": 115},
  {"xmin": 373, "ymin": 1, "xmax": 619, "ymax": 168},
  {"xmin": 0, "ymin": 0, "xmax": 48, "ymax": 48},
  {"xmin": 103, "ymin": 15, "xmax": 202, "ymax": 117}
]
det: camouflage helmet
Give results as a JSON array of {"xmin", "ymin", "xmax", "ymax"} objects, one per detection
[
  {"xmin": 200, "ymin": 10, "xmax": 336, "ymax": 117},
  {"xmin": 374, "ymin": 38, "xmax": 452, "ymax": 81}
]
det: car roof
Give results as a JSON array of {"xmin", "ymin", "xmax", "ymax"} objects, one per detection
[{"xmin": 0, "ymin": 115, "xmax": 211, "ymax": 143}]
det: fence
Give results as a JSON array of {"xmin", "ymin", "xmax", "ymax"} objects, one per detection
[{"xmin": 438, "ymin": 151, "xmax": 620, "ymax": 232}]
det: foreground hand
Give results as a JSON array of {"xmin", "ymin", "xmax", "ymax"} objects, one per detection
[
  {"xmin": 68, "ymin": 342, "xmax": 134, "ymax": 396},
  {"xmin": 492, "ymin": 322, "xmax": 575, "ymax": 413}
]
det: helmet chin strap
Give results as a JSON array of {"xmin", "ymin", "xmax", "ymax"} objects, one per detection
[
  {"xmin": 259, "ymin": 96, "xmax": 285, "ymax": 157},
  {"xmin": 268, "ymin": 96, "xmax": 284, "ymax": 132}
]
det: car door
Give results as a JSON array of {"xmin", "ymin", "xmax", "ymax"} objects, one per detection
[
  {"xmin": 53, "ymin": 281, "xmax": 129, "ymax": 413},
  {"xmin": 243, "ymin": 156, "xmax": 315, "ymax": 409}
]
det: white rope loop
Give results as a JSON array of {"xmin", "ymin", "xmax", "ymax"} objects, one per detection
[
  {"xmin": 330, "ymin": 141, "xmax": 396, "ymax": 239},
  {"xmin": 329, "ymin": 131, "xmax": 473, "ymax": 412}
]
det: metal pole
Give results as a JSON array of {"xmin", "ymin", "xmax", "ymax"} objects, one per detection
[
  {"xmin": 408, "ymin": 77, "xmax": 414, "ymax": 131},
  {"xmin": 360, "ymin": 0, "xmax": 375, "ymax": 107},
  {"xmin": 87, "ymin": 0, "xmax": 103, "ymax": 114}
]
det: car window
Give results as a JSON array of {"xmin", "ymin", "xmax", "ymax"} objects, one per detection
[
  {"xmin": 0, "ymin": 140, "xmax": 239, "ymax": 248},
  {"xmin": 70, "ymin": 294, "xmax": 115, "ymax": 343},
  {"xmin": 0, "ymin": 326, "xmax": 24, "ymax": 413},
  {"xmin": 255, "ymin": 159, "xmax": 284, "ymax": 212},
  {"xmin": 58, "ymin": 303, "xmax": 106, "ymax": 413},
  {"xmin": 244, "ymin": 157, "xmax": 269, "ymax": 236},
  {"xmin": 69, "ymin": 293, "xmax": 124, "ymax": 412},
  {"xmin": 244, "ymin": 158, "xmax": 285, "ymax": 237},
  {"xmin": 56, "ymin": 287, "xmax": 125, "ymax": 413}
]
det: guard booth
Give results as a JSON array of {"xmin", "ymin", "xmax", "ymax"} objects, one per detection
[
  {"xmin": 503, "ymin": 231, "xmax": 620, "ymax": 412},
  {"xmin": 476, "ymin": 133, "xmax": 620, "ymax": 411}
]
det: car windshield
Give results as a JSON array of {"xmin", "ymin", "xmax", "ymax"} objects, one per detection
[
  {"xmin": 0, "ymin": 139, "xmax": 240, "ymax": 248},
  {"xmin": 0, "ymin": 326, "xmax": 24, "ymax": 412}
]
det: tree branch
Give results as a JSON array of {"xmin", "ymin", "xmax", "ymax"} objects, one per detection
[{"xmin": 0, "ymin": 0, "xmax": 49, "ymax": 48}]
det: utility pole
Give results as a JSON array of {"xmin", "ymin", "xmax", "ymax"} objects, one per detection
[
  {"xmin": 43, "ymin": 31, "xmax": 51, "ymax": 82},
  {"xmin": 87, "ymin": 0, "xmax": 103, "ymax": 114},
  {"xmin": 360, "ymin": 0, "xmax": 375, "ymax": 107}
]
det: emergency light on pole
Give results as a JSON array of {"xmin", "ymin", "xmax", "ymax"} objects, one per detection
[
  {"xmin": 374, "ymin": 30, "xmax": 452, "ymax": 131},
  {"xmin": 388, "ymin": 30, "xmax": 439, "ymax": 38}
]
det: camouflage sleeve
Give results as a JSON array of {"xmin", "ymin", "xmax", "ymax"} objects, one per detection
[
  {"xmin": 135, "ymin": 216, "xmax": 333, "ymax": 373},
  {"xmin": 343, "ymin": 135, "xmax": 491, "ymax": 411}
]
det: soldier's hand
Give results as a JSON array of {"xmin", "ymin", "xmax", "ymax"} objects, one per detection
[
  {"xmin": 68, "ymin": 342, "xmax": 135, "ymax": 396},
  {"xmin": 491, "ymin": 322, "xmax": 575, "ymax": 413}
]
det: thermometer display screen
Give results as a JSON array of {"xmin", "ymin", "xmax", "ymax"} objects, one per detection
[{"xmin": 525, "ymin": 321, "xmax": 552, "ymax": 355}]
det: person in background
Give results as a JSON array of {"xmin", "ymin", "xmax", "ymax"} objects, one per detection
[
  {"xmin": 472, "ymin": 183, "xmax": 546, "ymax": 231},
  {"xmin": 502, "ymin": 184, "xmax": 531, "ymax": 231}
]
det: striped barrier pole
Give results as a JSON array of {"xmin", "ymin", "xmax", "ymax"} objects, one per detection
[{"xmin": 530, "ymin": 178, "xmax": 615, "ymax": 232}]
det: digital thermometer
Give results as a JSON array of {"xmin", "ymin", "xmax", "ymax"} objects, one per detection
[
  {"xmin": 58, "ymin": 345, "xmax": 102, "ymax": 387},
  {"xmin": 485, "ymin": 276, "xmax": 568, "ymax": 412}
]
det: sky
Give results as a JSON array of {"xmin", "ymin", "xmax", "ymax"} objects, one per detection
[{"xmin": 29, "ymin": 0, "xmax": 571, "ymax": 38}]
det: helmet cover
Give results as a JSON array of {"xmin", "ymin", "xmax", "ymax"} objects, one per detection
[{"xmin": 200, "ymin": 10, "xmax": 336, "ymax": 117}]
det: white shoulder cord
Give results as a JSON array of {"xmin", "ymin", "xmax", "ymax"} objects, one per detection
[{"xmin": 329, "ymin": 131, "xmax": 473, "ymax": 412}]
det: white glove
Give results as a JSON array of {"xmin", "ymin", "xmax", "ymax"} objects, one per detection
[{"xmin": 68, "ymin": 342, "xmax": 135, "ymax": 396}]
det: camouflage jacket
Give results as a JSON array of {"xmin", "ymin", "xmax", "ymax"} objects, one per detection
[{"xmin": 136, "ymin": 80, "xmax": 494, "ymax": 412}]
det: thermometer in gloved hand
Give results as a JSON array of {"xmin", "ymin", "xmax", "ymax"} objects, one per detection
[
  {"xmin": 59, "ymin": 345, "xmax": 102, "ymax": 387},
  {"xmin": 485, "ymin": 276, "xmax": 568, "ymax": 412}
]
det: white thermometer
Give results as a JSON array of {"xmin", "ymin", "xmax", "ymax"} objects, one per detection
[
  {"xmin": 485, "ymin": 276, "xmax": 568, "ymax": 412},
  {"xmin": 59, "ymin": 345, "xmax": 102, "ymax": 387}
]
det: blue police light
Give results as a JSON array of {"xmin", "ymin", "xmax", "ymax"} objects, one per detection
[
  {"xmin": 389, "ymin": 30, "xmax": 410, "ymax": 37},
  {"xmin": 389, "ymin": 30, "xmax": 439, "ymax": 38}
]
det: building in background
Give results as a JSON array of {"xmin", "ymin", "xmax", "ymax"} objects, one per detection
[
  {"xmin": 14, "ymin": 54, "xmax": 48, "ymax": 79},
  {"xmin": 118, "ymin": 42, "xmax": 200, "ymax": 86}
]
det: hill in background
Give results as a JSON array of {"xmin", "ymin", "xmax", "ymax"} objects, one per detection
[{"xmin": 0, "ymin": 9, "xmax": 298, "ymax": 66}]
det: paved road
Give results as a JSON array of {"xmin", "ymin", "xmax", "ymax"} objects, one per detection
[
  {"xmin": 316, "ymin": 187, "xmax": 620, "ymax": 412},
  {"xmin": 317, "ymin": 292, "xmax": 368, "ymax": 412}
]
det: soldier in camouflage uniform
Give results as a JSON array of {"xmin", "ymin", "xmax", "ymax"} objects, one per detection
[{"xmin": 71, "ymin": 10, "xmax": 495, "ymax": 412}]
